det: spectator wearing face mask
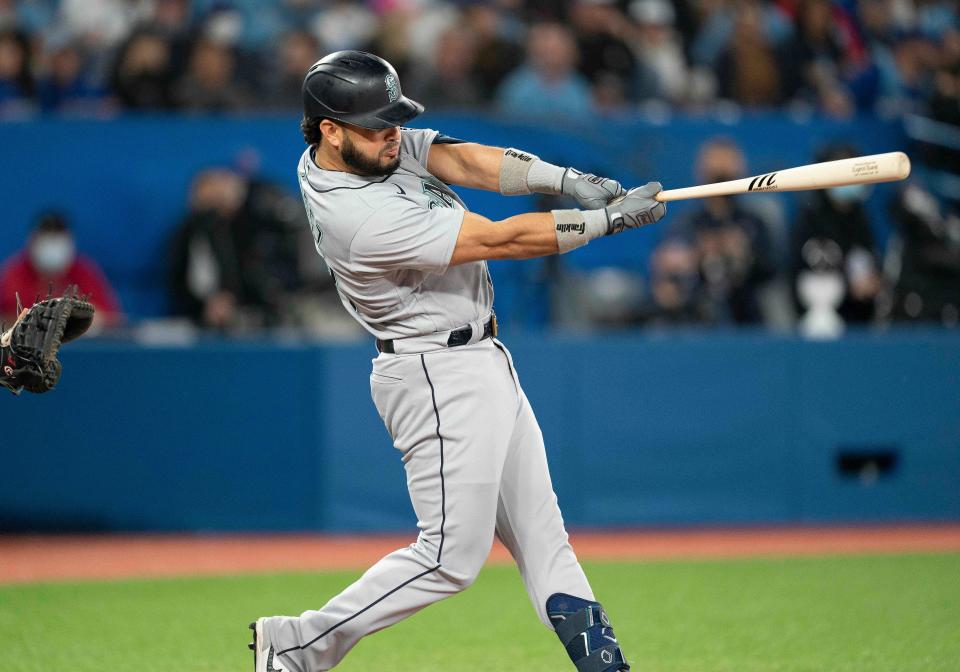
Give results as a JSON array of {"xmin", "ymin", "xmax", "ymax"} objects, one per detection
[
  {"xmin": 791, "ymin": 143, "xmax": 882, "ymax": 325},
  {"xmin": 658, "ymin": 137, "xmax": 778, "ymax": 325},
  {"xmin": 110, "ymin": 28, "xmax": 176, "ymax": 109},
  {"xmin": 638, "ymin": 239, "xmax": 711, "ymax": 326},
  {"xmin": 0, "ymin": 212, "xmax": 123, "ymax": 329},
  {"xmin": 169, "ymin": 166, "xmax": 311, "ymax": 332}
]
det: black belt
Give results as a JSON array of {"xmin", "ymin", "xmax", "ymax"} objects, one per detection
[{"xmin": 377, "ymin": 315, "xmax": 498, "ymax": 354}]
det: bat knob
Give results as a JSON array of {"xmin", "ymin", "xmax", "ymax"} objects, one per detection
[{"xmin": 895, "ymin": 152, "xmax": 912, "ymax": 180}]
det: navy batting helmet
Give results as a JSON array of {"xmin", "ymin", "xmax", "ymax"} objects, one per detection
[{"xmin": 302, "ymin": 51, "xmax": 424, "ymax": 130}]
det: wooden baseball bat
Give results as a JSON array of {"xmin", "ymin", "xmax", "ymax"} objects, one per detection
[{"xmin": 653, "ymin": 151, "xmax": 911, "ymax": 203}]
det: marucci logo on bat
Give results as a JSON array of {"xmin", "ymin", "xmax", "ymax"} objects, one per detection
[{"xmin": 747, "ymin": 173, "xmax": 779, "ymax": 191}]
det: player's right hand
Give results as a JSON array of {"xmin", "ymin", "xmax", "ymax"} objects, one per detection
[
  {"xmin": 602, "ymin": 182, "xmax": 667, "ymax": 234},
  {"xmin": 561, "ymin": 168, "xmax": 625, "ymax": 209}
]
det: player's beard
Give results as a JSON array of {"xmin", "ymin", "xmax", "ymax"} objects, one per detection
[{"xmin": 341, "ymin": 133, "xmax": 401, "ymax": 176}]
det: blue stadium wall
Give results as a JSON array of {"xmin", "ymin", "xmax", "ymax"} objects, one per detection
[
  {"xmin": 3, "ymin": 113, "xmax": 955, "ymax": 532},
  {"xmin": 0, "ymin": 112, "xmax": 908, "ymax": 326},
  {"xmin": 1, "ymin": 332, "xmax": 957, "ymax": 532}
]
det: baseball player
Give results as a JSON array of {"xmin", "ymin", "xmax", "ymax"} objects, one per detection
[{"xmin": 249, "ymin": 50, "xmax": 666, "ymax": 672}]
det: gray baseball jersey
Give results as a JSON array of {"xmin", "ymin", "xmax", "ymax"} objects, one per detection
[{"xmin": 297, "ymin": 128, "xmax": 493, "ymax": 340}]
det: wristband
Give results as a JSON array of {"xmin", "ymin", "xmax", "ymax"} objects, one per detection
[
  {"xmin": 500, "ymin": 148, "xmax": 566, "ymax": 196},
  {"xmin": 552, "ymin": 209, "xmax": 609, "ymax": 254}
]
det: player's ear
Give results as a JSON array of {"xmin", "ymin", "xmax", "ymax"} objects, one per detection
[{"xmin": 320, "ymin": 119, "xmax": 344, "ymax": 149}]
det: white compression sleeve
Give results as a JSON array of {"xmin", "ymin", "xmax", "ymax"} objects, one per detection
[
  {"xmin": 500, "ymin": 148, "xmax": 566, "ymax": 196},
  {"xmin": 552, "ymin": 209, "xmax": 609, "ymax": 254},
  {"xmin": 527, "ymin": 160, "xmax": 565, "ymax": 195}
]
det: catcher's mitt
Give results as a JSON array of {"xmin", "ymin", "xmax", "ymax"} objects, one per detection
[{"xmin": 0, "ymin": 286, "xmax": 95, "ymax": 395}]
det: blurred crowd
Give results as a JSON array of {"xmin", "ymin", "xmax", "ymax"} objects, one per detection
[
  {"xmin": 2, "ymin": 133, "xmax": 956, "ymax": 337},
  {"xmin": 1, "ymin": 0, "xmax": 958, "ymax": 337},
  {"xmin": 166, "ymin": 163, "xmax": 357, "ymax": 336},
  {"xmin": 0, "ymin": 0, "xmax": 957, "ymax": 121},
  {"xmin": 574, "ymin": 137, "xmax": 960, "ymax": 334}
]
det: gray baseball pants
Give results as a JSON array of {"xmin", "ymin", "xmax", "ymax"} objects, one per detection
[{"xmin": 268, "ymin": 338, "xmax": 593, "ymax": 671}]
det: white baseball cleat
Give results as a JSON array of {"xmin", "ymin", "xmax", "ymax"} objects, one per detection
[{"xmin": 248, "ymin": 618, "xmax": 289, "ymax": 672}]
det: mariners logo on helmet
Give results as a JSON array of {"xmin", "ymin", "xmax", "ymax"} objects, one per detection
[{"xmin": 385, "ymin": 74, "xmax": 400, "ymax": 103}]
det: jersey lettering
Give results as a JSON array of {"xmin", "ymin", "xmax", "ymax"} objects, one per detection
[{"xmin": 422, "ymin": 179, "xmax": 456, "ymax": 210}]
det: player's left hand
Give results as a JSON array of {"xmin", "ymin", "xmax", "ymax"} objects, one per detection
[{"xmin": 561, "ymin": 168, "xmax": 625, "ymax": 210}]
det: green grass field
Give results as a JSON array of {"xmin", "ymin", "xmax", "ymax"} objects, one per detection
[{"xmin": 3, "ymin": 554, "xmax": 959, "ymax": 672}]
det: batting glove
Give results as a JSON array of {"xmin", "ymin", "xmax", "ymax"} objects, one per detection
[
  {"xmin": 603, "ymin": 182, "xmax": 667, "ymax": 234},
  {"xmin": 561, "ymin": 169, "xmax": 626, "ymax": 210}
]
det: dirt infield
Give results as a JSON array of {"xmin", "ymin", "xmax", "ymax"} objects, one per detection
[{"xmin": 2, "ymin": 525, "xmax": 959, "ymax": 585}]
